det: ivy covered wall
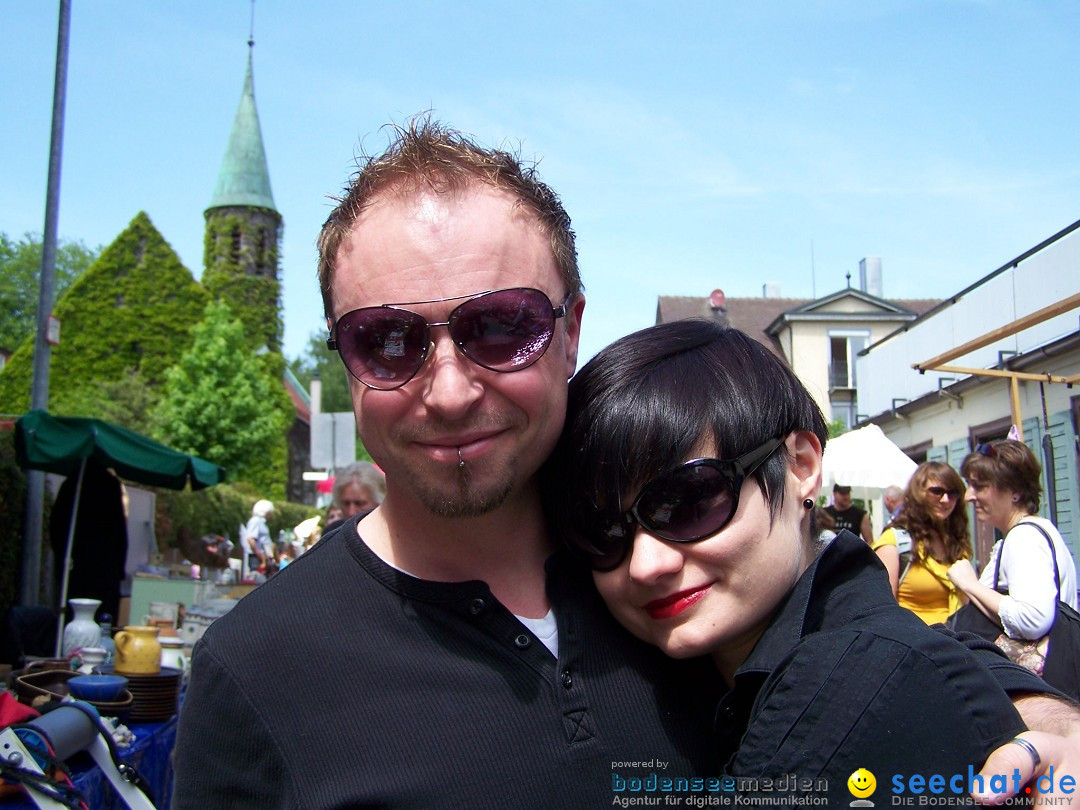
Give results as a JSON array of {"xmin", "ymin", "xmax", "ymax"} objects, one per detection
[
  {"xmin": 0, "ymin": 212, "xmax": 208, "ymax": 417},
  {"xmin": 202, "ymin": 207, "xmax": 283, "ymax": 353}
]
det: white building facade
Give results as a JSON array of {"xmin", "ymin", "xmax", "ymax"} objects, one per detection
[{"xmin": 858, "ymin": 220, "xmax": 1080, "ymax": 566}]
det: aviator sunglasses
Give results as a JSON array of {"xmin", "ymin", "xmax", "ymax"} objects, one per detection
[
  {"xmin": 571, "ymin": 437, "xmax": 786, "ymax": 571},
  {"xmin": 327, "ymin": 287, "xmax": 573, "ymax": 390}
]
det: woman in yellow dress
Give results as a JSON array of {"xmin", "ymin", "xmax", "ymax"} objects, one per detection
[{"xmin": 872, "ymin": 461, "xmax": 970, "ymax": 624}]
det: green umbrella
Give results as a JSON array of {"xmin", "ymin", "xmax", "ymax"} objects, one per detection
[
  {"xmin": 15, "ymin": 410, "xmax": 225, "ymax": 654},
  {"xmin": 15, "ymin": 409, "xmax": 224, "ymax": 491}
]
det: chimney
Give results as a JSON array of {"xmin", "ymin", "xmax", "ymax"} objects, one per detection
[
  {"xmin": 762, "ymin": 282, "xmax": 781, "ymax": 299},
  {"xmin": 708, "ymin": 289, "xmax": 730, "ymax": 327},
  {"xmin": 859, "ymin": 257, "xmax": 883, "ymax": 298}
]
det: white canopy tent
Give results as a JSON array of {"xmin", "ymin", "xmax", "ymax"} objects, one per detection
[{"xmin": 821, "ymin": 424, "xmax": 918, "ymax": 536}]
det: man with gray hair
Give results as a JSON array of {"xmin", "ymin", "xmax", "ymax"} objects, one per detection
[
  {"xmin": 883, "ymin": 483, "xmax": 905, "ymax": 525},
  {"xmin": 331, "ymin": 460, "xmax": 386, "ymax": 518}
]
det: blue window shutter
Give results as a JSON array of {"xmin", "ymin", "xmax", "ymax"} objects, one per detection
[
  {"xmin": 947, "ymin": 438, "xmax": 970, "ymax": 471},
  {"xmin": 928, "ymin": 445, "xmax": 948, "ymax": 464},
  {"xmin": 1043, "ymin": 410, "xmax": 1078, "ymax": 562}
]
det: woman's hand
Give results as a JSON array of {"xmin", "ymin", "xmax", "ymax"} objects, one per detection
[{"xmin": 947, "ymin": 559, "xmax": 979, "ymax": 591}]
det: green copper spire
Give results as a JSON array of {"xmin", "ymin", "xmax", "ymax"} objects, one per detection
[{"xmin": 207, "ymin": 49, "xmax": 277, "ymax": 212}]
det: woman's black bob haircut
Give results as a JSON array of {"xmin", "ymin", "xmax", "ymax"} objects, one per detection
[{"xmin": 543, "ymin": 319, "xmax": 829, "ymax": 546}]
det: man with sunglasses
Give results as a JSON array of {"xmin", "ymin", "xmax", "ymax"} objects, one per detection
[{"xmin": 174, "ymin": 119, "xmax": 1080, "ymax": 808}]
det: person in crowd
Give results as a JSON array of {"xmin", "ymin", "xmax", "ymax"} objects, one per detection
[
  {"xmin": 871, "ymin": 462, "xmax": 970, "ymax": 620},
  {"xmin": 173, "ymin": 118, "xmax": 1080, "ymax": 808},
  {"xmin": 542, "ymin": 320, "xmax": 1029, "ymax": 803},
  {"xmin": 321, "ymin": 502, "xmax": 345, "ymax": 537},
  {"xmin": 332, "ymin": 460, "xmax": 386, "ymax": 519},
  {"xmin": 50, "ymin": 459, "xmax": 129, "ymax": 624},
  {"xmin": 883, "ymin": 483, "xmax": 905, "ymax": 524},
  {"xmin": 813, "ymin": 506, "xmax": 836, "ymax": 543},
  {"xmin": 824, "ymin": 482, "xmax": 872, "ymax": 543},
  {"xmin": 242, "ymin": 499, "xmax": 275, "ymax": 581},
  {"xmin": 949, "ymin": 440, "xmax": 1078, "ymax": 638}
]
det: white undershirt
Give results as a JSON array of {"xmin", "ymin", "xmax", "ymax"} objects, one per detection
[
  {"xmin": 380, "ymin": 553, "xmax": 560, "ymax": 656},
  {"xmin": 515, "ymin": 609, "xmax": 559, "ymax": 657}
]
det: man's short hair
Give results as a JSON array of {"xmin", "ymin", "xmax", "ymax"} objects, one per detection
[
  {"xmin": 833, "ymin": 484, "xmax": 852, "ymax": 495},
  {"xmin": 317, "ymin": 116, "xmax": 582, "ymax": 320}
]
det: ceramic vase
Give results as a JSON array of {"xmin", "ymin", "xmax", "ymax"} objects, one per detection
[
  {"xmin": 62, "ymin": 598, "xmax": 102, "ymax": 657},
  {"xmin": 114, "ymin": 625, "xmax": 162, "ymax": 675}
]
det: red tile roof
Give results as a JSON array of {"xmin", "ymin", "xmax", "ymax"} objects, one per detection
[{"xmin": 657, "ymin": 294, "xmax": 941, "ymax": 362}]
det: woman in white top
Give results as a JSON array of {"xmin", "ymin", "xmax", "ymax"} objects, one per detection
[{"xmin": 948, "ymin": 439, "xmax": 1078, "ymax": 639}]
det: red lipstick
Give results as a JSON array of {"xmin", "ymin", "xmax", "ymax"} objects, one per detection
[{"xmin": 643, "ymin": 587, "xmax": 708, "ymax": 620}]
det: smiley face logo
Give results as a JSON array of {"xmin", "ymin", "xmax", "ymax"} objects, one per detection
[{"xmin": 848, "ymin": 768, "xmax": 876, "ymax": 798}]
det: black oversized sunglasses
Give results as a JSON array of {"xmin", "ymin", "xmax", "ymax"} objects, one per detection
[
  {"xmin": 926, "ymin": 485, "xmax": 960, "ymax": 499},
  {"xmin": 327, "ymin": 288, "xmax": 573, "ymax": 391},
  {"xmin": 569, "ymin": 437, "xmax": 786, "ymax": 571}
]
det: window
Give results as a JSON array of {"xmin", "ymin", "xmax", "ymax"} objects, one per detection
[
  {"xmin": 230, "ymin": 227, "xmax": 242, "ymax": 266},
  {"xmin": 828, "ymin": 331, "xmax": 868, "ymax": 389},
  {"xmin": 832, "ymin": 400, "xmax": 857, "ymax": 430}
]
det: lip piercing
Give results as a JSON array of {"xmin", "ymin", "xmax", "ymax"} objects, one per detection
[{"xmin": 457, "ymin": 447, "xmax": 465, "ymax": 468}]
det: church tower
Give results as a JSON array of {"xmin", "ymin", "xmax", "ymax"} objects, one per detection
[{"xmin": 202, "ymin": 39, "xmax": 283, "ymax": 352}]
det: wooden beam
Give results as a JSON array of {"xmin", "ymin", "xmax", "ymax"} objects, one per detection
[
  {"xmin": 1010, "ymin": 377, "xmax": 1023, "ymax": 439},
  {"xmin": 922, "ymin": 364, "xmax": 1074, "ymax": 384},
  {"xmin": 914, "ymin": 292, "xmax": 1080, "ymax": 371}
]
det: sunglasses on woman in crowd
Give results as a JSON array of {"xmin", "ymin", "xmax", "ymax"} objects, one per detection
[{"xmin": 328, "ymin": 287, "xmax": 573, "ymax": 391}]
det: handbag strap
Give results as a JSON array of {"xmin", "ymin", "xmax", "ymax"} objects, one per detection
[{"xmin": 994, "ymin": 520, "xmax": 1062, "ymax": 602}]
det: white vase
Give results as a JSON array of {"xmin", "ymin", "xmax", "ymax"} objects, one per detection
[{"xmin": 62, "ymin": 598, "xmax": 103, "ymax": 657}]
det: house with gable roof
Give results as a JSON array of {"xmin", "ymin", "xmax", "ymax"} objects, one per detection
[{"xmin": 657, "ymin": 273, "xmax": 939, "ymax": 430}]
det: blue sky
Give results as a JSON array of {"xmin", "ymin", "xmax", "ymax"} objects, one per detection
[{"xmin": 4, "ymin": 1, "xmax": 1078, "ymax": 366}]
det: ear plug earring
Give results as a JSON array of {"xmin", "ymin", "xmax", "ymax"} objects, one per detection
[{"xmin": 803, "ymin": 498, "xmax": 815, "ymax": 510}]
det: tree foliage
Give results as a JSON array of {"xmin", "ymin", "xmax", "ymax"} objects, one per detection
[
  {"xmin": 287, "ymin": 332, "xmax": 354, "ymax": 414},
  {"xmin": 155, "ymin": 300, "xmax": 293, "ymax": 500},
  {"xmin": 0, "ymin": 232, "xmax": 99, "ymax": 351},
  {"xmin": 0, "ymin": 213, "xmax": 208, "ymax": 419},
  {"xmin": 288, "ymin": 331, "xmax": 375, "ymax": 461}
]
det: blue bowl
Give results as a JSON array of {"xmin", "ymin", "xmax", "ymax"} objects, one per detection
[{"xmin": 67, "ymin": 674, "xmax": 128, "ymax": 702}]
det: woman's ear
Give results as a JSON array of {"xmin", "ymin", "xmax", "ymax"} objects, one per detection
[{"xmin": 785, "ymin": 431, "xmax": 823, "ymax": 504}]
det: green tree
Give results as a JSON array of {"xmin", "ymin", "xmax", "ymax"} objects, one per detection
[
  {"xmin": 287, "ymin": 332, "xmax": 353, "ymax": 413},
  {"xmin": 288, "ymin": 332, "xmax": 374, "ymax": 461},
  {"xmin": 827, "ymin": 418, "xmax": 848, "ymax": 439},
  {"xmin": 155, "ymin": 300, "xmax": 293, "ymax": 499},
  {"xmin": 0, "ymin": 232, "xmax": 99, "ymax": 350}
]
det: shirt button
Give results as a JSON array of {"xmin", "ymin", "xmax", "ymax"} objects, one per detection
[
  {"xmin": 469, "ymin": 598, "xmax": 485, "ymax": 615},
  {"xmin": 720, "ymin": 706, "xmax": 735, "ymax": 721},
  {"xmin": 561, "ymin": 669, "xmax": 573, "ymax": 689},
  {"xmin": 514, "ymin": 634, "xmax": 531, "ymax": 649}
]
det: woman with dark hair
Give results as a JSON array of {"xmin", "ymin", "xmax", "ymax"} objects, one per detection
[
  {"xmin": 949, "ymin": 440, "xmax": 1077, "ymax": 640},
  {"xmin": 543, "ymin": 320, "xmax": 1026, "ymax": 801},
  {"xmin": 871, "ymin": 461, "xmax": 971, "ymax": 623}
]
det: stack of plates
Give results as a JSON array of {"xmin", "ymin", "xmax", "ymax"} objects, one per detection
[{"xmin": 103, "ymin": 665, "xmax": 182, "ymax": 723}]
